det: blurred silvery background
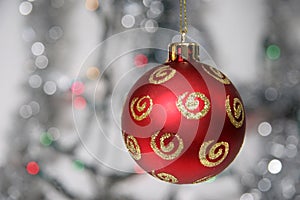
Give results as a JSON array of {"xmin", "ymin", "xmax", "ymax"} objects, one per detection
[{"xmin": 0, "ymin": 0, "xmax": 300, "ymax": 199}]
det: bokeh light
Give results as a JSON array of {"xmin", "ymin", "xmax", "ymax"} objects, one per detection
[
  {"xmin": 19, "ymin": 2, "xmax": 33, "ymax": 16},
  {"xmin": 35, "ymin": 55, "xmax": 48, "ymax": 69},
  {"xmin": 73, "ymin": 159, "xmax": 85, "ymax": 170},
  {"xmin": 19, "ymin": 105, "xmax": 33, "ymax": 119},
  {"xmin": 86, "ymin": 67, "xmax": 100, "ymax": 80},
  {"xmin": 74, "ymin": 96, "xmax": 87, "ymax": 110},
  {"xmin": 26, "ymin": 161, "xmax": 40, "ymax": 175},
  {"xmin": 40, "ymin": 132, "xmax": 53, "ymax": 146},
  {"xmin": 266, "ymin": 44, "xmax": 281, "ymax": 60},
  {"xmin": 258, "ymin": 122, "xmax": 272, "ymax": 136},
  {"xmin": 29, "ymin": 101, "xmax": 40, "ymax": 115},
  {"xmin": 258, "ymin": 178, "xmax": 272, "ymax": 192},
  {"xmin": 121, "ymin": 14, "xmax": 135, "ymax": 28},
  {"xmin": 264, "ymin": 87, "xmax": 278, "ymax": 101},
  {"xmin": 134, "ymin": 54, "xmax": 148, "ymax": 67},
  {"xmin": 85, "ymin": 0, "xmax": 99, "ymax": 11},
  {"xmin": 49, "ymin": 26, "xmax": 64, "ymax": 40},
  {"xmin": 47, "ymin": 127, "xmax": 60, "ymax": 141},
  {"xmin": 43, "ymin": 81, "xmax": 57, "ymax": 95},
  {"xmin": 144, "ymin": 19, "xmax": 158, "ymax": 33},
  {"xmin": 71, "ymin": 81, "xmax": 85, "ymax": 95},
  {"xmin": 240, "ymin": 193, "xmax": 254, "ymax": 200},
  {"xmin": 268, "ymin": 159, "xmax": 282, "ymax": 174},
  {"xmin": 29, "ymin": 74, "xmax": 42, "ymax": 88},
  {"xmin": 31, "ymin": 42, "xmax": 45, "ymax": 56}
]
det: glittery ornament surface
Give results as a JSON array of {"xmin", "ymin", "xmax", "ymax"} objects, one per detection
[{"xmin": 121, "ymin": 45, "xmax": 246, "ymax": 184}]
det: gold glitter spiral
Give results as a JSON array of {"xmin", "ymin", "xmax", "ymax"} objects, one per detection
[
  {"xmin": 150, "ymin": 131, "xmax": 184, "ymax": 160},
  {"xmin": 130, "ymin": 95, "xmax": 153, "ymax": 121},
  {"xmin": 149, "ymin": 65, "xmax": 176, "ymax": 84},
  {"xmin": 124, "ymin": 134, "xmax": 141, "ymax": 160},
  {"xmin": 225, "ymin": 95, "xmax": 245, "ymax": 128},
  {"xmin": 199, "ymin": 140, "xmax": 229, "ymax": 167},
  {"xmin": 176, "ymin": 92, "xmax": 210, "ymax": 120},
  {"xmin": 202, "ymin": 65, "xmax": 231, "ymax": 85},
  {"xmin": 152, "ymin": 170, "xmax": 178, "ymax": 183}
]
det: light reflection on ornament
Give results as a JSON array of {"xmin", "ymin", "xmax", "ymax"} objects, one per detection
[
  {"xmin": 31, "ymin": 42, "xmax": 45, "ymax": 56},
  {"xmin": 19, "ymin": 2, "xmax": 33, "ymax": 16},
  {"xmin": 74, "ymin": 96, "xmax": 87, "ymax": 110},
  {"xmin": 29, "ymin": 74, "xmax": 42, "ymax": 88},
  {"xmin": 258, "ymin": 122, "xmax": 272, "ymax": 136},
  {"xmin": 268, "ymin": 159, "xmax": 282, "ymax": 174},
  {"xmin": 85, "ymin": 0, "xmax": 99, "ymax": 11},
  {"xmin": 86, "ymin": 67, "xmax": 100, "ymax": 80},
  {"xmin": 71, "ymin": 81, "xmax": 85, "ymax": 95},
  {"xmin": 35, "ymin": 55, "xmax": 48, "ymax": 69},
  {"xmin": 26, "ymin": 161, "xmax": 40, "ymax": 175},
  {"xmin": 121, "ymin": 14, "xmax": 135, "ymax": 28},
  {"xmin": 43, "ymin": 81, "xmax": 57, "ymax": 95},
  {"xmin": 134, "ymin": 54, "xmax": 148, "ymax": 67}
]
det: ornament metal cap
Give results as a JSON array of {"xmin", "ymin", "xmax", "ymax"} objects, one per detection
[{"xmin": 168, "ymin": 42, "xmax": 200, "ymax": 62}]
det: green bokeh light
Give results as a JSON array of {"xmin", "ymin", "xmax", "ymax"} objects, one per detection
[
  {"xmin": 266, "ymin": 44, "xmax": 281, "ymax": 60},
  {"xmin": 205, "ymin": 176, "xmax": 217, "ymax": 183},
  {"xmin": 40, "ymin": 132, "xmax": 53, "ymax": 146},
  {"xmin": 73, "ymin": 159, "xmax": 85, "ymax": 171}
]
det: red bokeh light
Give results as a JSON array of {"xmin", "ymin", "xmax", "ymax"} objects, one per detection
[
  {"xmin": 26, "ymin": 161, "xmax": 40, "ymax": 175},
  {"xmin": 134, "ymin": 54, "xmax": 148, "ymax": 67},
  {"xmin": 74, "ymin": 96, "xmax": 87, "ymax": 110},
  {"xmin": 71, "ymin": 81, "xmax": 85, "ymax": 95}
]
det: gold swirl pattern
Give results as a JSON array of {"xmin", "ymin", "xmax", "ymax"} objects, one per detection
[
  {"xmin": 176, "ymin": 92, "xmax": 210, "ymax": 120},
  {"xmin": 130, "ymin": 95, "xmax": 153, "ymax": 121},
  {"xmin": 199, "ymin": 140, "xmax": 229, "ymax": 167},
  {"xmin": 149, "ymin": 65, "xmax": 176, "ymax": 84},
  {"xmin": 124, "ymin": 135, "xmax": 141, "ymax": 160},
  {"xmin": 225, "ymin": 95, "xmax": 245, "ymax": 128},
  {"xmin": 150, "ymin": 131, "xmax": 184, "ymax": 160},
  {"xmin": 151, "ymin": 170, "xmax": 178, "ymax": 183},
  {"xmin": 193, "ymin": 175, "xmax": 214, "ymax": 184},
  {"xmin": 202, "ymin": 65, "xmax": 231, "ymax": 85}
]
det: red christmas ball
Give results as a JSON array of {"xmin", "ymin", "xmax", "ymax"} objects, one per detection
[{"xmin": 121, "ymin": 42, "xmax": 246, "ymax": 184}]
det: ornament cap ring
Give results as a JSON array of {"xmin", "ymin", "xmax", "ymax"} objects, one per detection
[{"xmin": 168, "ymin": 42, "xmax": 200, "ymax": 62}]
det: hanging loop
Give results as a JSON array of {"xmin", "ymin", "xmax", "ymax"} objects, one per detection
[{"xmin": 179, "ymin": 0, "xmax": 188, "ymax": 42}]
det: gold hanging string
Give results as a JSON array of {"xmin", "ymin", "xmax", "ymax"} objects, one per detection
[{"xmin": 179, "ymin": 0, "xmax": 188, "ymax": 42}]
